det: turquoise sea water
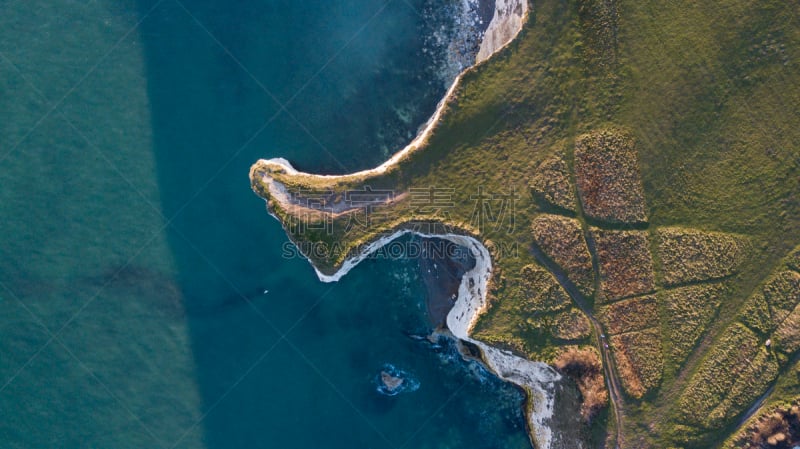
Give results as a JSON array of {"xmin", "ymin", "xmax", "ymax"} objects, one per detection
[{"xmin": 0, "ymin": 1, "xmax": 533, "ymax": 447}]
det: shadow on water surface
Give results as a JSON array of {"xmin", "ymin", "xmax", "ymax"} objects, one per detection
[{"xmin": 135, "ymin": 0, "xmax": 533, "ymax": 448}]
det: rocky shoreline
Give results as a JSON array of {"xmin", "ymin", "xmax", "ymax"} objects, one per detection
[{"xmin": 250, "ymin": 0, "xmax": 529, "ymax": 183}]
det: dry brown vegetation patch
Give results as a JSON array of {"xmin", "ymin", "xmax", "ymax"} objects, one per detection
[
  {"xmin": 530, "ymin": 152, "xmax": 578, "ymax": 212},
  {"xmin": 662, "ymin": 284, "xmax": 726, "ymax": 365},
  {"xmin": 656, "ymin": 227, "xmax": 749, "ymax": 286},
  {"xmin": 531, "ymin": 215, "xmax": 595, "ymax": 297},
  {"xmin": 553, "ymin": 346, "xmax": 609, "ymax": 421},
  {"xmin": 591, "ymin": 228, "xmax": 656, "ymax": 302},
  {"xmin": 730, "ymin": 402, "xmax": 800, "ymax": 448},
  {"xmin": 574, "ymin": 129, "xmax": 647, "ymax": 224},
  {"xmin": 609, "ymin": 329, "xmax": 663, "ymax": 398},
  {"xmin": 598, "ymin": 294, "xmax": 659, "ymax": 335}
]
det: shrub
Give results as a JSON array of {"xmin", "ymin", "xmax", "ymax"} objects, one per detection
[
  {"xmin": 609, "ymin": 329, "xmax": 663, "ymax": 398},
  {"xmin": 678, "ymin": 324, "xmax": 762, "ymax": 426},
  {"xmin": 574, "ymin": 129, "xmax": 647, "ymax": 224},
  {"xmin": 707, "ymin": 349, "xmax": 779, "ymax": 428},
  {"xmin": 473, "ymin": 264, "xmax": 587, "ymax": 361},
  {"xmin": 662, "ymin": 284, "xmax": 726, "ymax": 365},
  {"xmin": 656, "ymin": 227, "xmax": 749, "ymax": 286},
  {"xmin": 591, "ymin": 228, "xmax": 656, "ymax": 302},
  {"xmin": 530, "ymin": 152, "xmax": 578, "ymax": 212},
  {"xmin": 598, "ymin": 294, "xmax": 659, "ymax": 335},
  {"xmin": 738, "ymin": 270, "xmax": 800, "ymax": 336},
  {"xmin": 774, "ymin": 305, "xmax": 800, "ymax": 355},
  {"xmin": 763, "ymin": 271, "xmax": 800, "ymax": 325},
  {"xmin": 738, "ymin": 291, "xmax": 775, "ymax": 335},
  {"xmin": 788, "ymin": 246, "xmax": 800, "ymax": 273},
  {"xmin": 680, "ymin": 264, "xmax": 800, "ymax": 430},
  {"xmin": 531, "ymin": 215, "xmax": 595, "ymax": 297},
  {"xmin": 519, "ymin": 264, "xmax": 572, "ymax": 313},
  {"xmin": 553, "ymin": 346, "xmax": 609, "ymax": 421},
  {"xmin": 551, "ymin": 307, "xmax": 593, "ymax": 341},
  {"xmin": 727, "ymin": 402, "xmax": 800, "ymax": 448}
]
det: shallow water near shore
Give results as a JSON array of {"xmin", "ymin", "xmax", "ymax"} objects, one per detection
[{"xmin": 0, "ymin": 0, "xmax": 538, "ymax": 448}]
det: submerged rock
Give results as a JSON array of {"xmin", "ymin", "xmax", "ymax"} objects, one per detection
[
  {"xmin": 380, "ymin": 371, "xmax": 404, "ymax": 391},
  {"xmin": 376, "ymin": 364, "xmax": 420, "ymax": 396}
]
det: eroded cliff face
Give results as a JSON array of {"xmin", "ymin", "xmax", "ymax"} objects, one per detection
[{"xmin": 476, "ymin": 0, "xmax": 529, "ymax": 62}]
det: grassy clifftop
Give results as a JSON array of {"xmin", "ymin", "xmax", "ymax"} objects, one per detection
[{"xmin": 251, "ymin": 0, "xmax": 800, "ymax": 446}]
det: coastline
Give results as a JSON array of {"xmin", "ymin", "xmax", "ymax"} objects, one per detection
[
  {"xmin": 312, "ymin": 227, "xmax": 563, "ymax": 449},
  {"xmin": 251, "ymin": 0, "xmax": 529, "ymax": 183},
  {"xmin": 252, "ymin": 1, "xmax": 566, "ymax": 448}
]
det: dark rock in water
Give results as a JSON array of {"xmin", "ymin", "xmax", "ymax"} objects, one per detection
[
  {"xmin": 375, "ymin": 364, "xmax": 420, "ymax": 396},
  {"xmin": 380, "ymin": 371, "xmax": 404, "ymax": 392}
]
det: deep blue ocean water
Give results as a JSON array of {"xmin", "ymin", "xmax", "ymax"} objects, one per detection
[{"xmin": 0, "ymin": 1, "xmax": 532, "ymax": 447}]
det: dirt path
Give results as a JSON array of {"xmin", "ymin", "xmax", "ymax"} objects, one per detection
[{"xmin": 531, "ymin": 246, "xmax": 626, "ymax": 449}]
